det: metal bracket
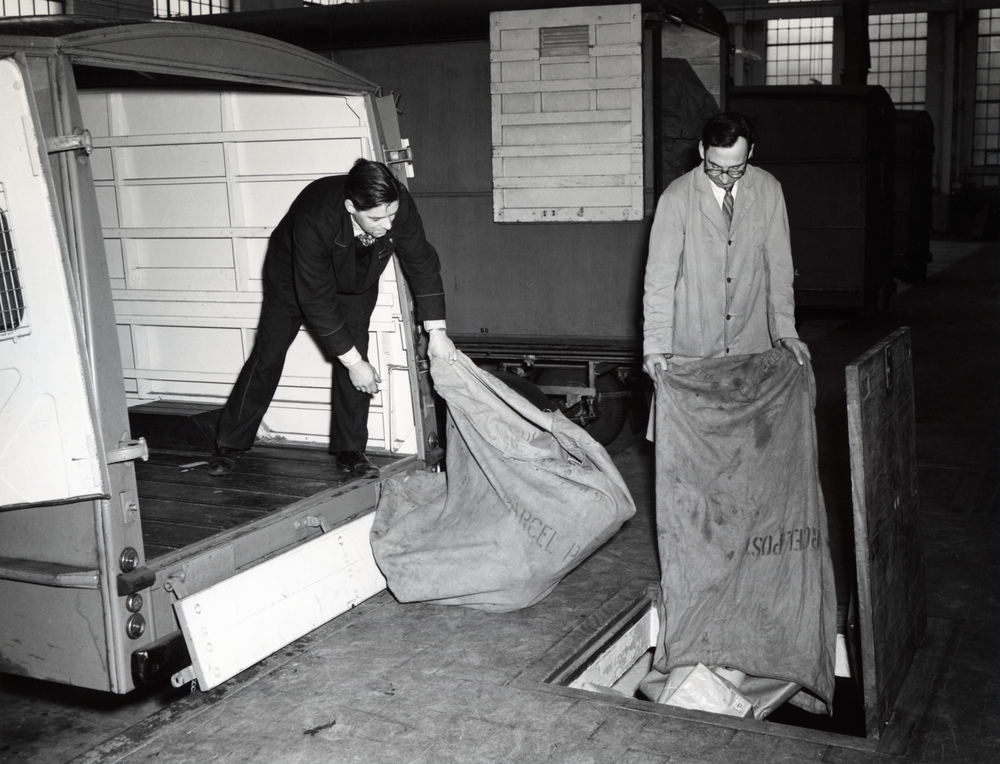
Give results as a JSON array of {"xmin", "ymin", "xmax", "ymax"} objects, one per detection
[
  {"xmin": 45, "ymin": 128, "xmax": 93, "ymax": 156},
  {"xmin": 164, "ymin": 571, "xmax": 189, "ymax": 600},
  {"xmin": 382, "ymin": 140, "xmax": 412, "ymax": 166},
  {"xmin": 107, "ymin": 436, "xmax": 149, "ymax": 464},
  {"xmin": 295, "ymin": 515, "xmax": 330, "ymax": 533},
  {"xmin": 171, "ymin": 665, "xmax": 197, "ymax": 689}
]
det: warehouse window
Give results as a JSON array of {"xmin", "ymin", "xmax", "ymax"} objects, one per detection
[
  {"xmin": 0, "ymin": 188, "xmax": 27, "ymax": 339},
  {"xmin": 868, "ymin": 13, "xmax": 927, "ymax": 110},
  {"xmin": 973, "ymin": 8, "xmax": 1000, "ymax": 167},
  {"xmin": 765, "ymin": 17, "xmax": 833, "ymax": 85},
  {"xmin": 1, "ymin": 0, "xmax": 62, "ymax": 15},
  {"xmin": 155, "ymin": 0, "xmax": 229, "ymax": 17}
]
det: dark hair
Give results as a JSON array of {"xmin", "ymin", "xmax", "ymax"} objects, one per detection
[
  {"xmin": 345, "ymin": 158, "xmax": 401, "ymax": 211},
  {"xmin": 701, "ymin": 112, "xmax": 755, "ymax": 151}
]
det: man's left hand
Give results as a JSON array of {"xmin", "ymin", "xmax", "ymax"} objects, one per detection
[
  {"xmin": 428, "ymin": 329, "xmax": 458, "ymax": 364},
  {"xmin": 777, "ymin": 337, "xmax": 811, "ymax": 366}
]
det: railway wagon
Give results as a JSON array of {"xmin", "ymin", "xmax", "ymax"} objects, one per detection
[{"xmin": 0, "ymin": 18, "xmax": 437, "ymax": 694}]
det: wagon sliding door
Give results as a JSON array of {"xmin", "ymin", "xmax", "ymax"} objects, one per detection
[
  {"xmin": 0, "ymin": 55, "xmax": 124, "ymax": 690},
  {"xmin": 0, "ymin": 57, "xmax": 108, "ymax": 509}
]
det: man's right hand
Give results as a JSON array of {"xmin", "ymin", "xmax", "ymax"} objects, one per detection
[
  {"xmin": 348, "ymin": 361, "xmax": 382, "ymax": 395},
  {"xmin": 643, "ymin": 353, "xmax": 672, "ymax": 378}
]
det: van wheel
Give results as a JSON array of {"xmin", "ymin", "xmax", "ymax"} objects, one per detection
[
  {"xmin": 538, "ymin": 369, "xmax": 626, "ymax": 446},
  {"xmin": 491, "ymin": 371, "xmax": 555, "ymax": 411}
]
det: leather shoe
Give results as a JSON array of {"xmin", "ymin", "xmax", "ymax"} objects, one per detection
[
  {"xmin": 336, "ymin": 450, "xmax": 380, "ymax": 478},
  {"xmin": 208, "ymin": 448, "xmax": 244, "ymax": 476}
]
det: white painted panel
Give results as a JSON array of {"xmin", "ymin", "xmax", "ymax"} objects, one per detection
[
  {"xmin": 117, "ymin": 325, "xmax": 135, "ymax": 369},
  {"xmin": 238, "ymin": 180, "xmax": 313, "ymax": 228},
  {"xmin": 144, "ymin": 325, "xmax": 245, "ymax": 373},
  {"xmin": 230, "ymin": 93, "xmax": 366, "ymax": 131},
  {"xmin": 121, "ymin": 183, "xmax": 231, "ymax": 228},
  {"xmin": 504, "ymin": 154, "xmax": 631, "ymax": 176},
  {"xmin": 89, "ymin": 148, "xmax": 114, "ymax": 181},
  {"xmin": 94, "ymin": 185, "xmax": 120, "ymax": 228},
  {"xmin": 175, "ymin": 512, "xmax": 386, "ymax": 691},
  {"xmin": 262, "ymin": 404, "xmax": 386, "ymax": 445},
  {"xmin": 499, "ymin": 29, "xmax": 536, "ymax": 50},
  {"xmin": 387, "ymin": 367, "xmax": 417, "ymax": 454},
  {"xmin": 234, "ymin": 139, "xmax": 363, "ymax": 177},
  {"xmin": 78, "ymin": 92, "xmax": 110, "ymax": 137},
  {"xmin": 130, "ymin": 239, "xmax": 238, "ymax": 292},
  {"xmin": 105, "ymin": 238, "xmax": 125, "ymax": 280},
  {"xmin": 114, "ymin": 91, "xmax": 223, "ymax": 135},
  {"xmin": 597, "ymin": 88, "xmax": 631, "ymax": 110},
  {"xmin": 502, "ymin": 121, "xmax": 631, "ymax": 145},
  {"xmin": 244, "ymin": 238, "xmax": 268, "ymax": 288},
  {"xmin": 119, "ymin": 144, "xmax": 226, "ymax": 180},
  {"xmin": 283, "ymin": 330, "xmax": 334, "ymax": 379},
  {"xmin": 505, "ymin": 185, "xmax": 632, "ymax": 208},
  {"xmin": 133, "ymin": 238, "xmax": 234, "ymax": 269}
]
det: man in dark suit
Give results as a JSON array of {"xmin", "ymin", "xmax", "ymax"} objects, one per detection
[{"xmin": 209, "ymin": 158, "xmax": 456, "ymax": 478}]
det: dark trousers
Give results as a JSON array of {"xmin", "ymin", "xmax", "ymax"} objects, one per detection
[{"xmin": 215, "ymin": 293, "xmax": 373, "ymax": 454}]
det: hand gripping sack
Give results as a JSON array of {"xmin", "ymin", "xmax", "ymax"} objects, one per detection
[{"xmin": 370, "ymin": 352, "xmax": 636, "ymax": 612}]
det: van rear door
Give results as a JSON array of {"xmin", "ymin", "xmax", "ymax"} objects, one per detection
[{"xmin": 0, "ymin": 55, "xmax": 109, "ymax": 509}]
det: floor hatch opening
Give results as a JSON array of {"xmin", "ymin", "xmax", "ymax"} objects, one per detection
[{"xmin": 544, "ymin": 589, "xmax": 867, "ymax": 740}]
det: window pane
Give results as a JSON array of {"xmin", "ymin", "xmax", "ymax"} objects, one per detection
[
  {"xmin": 974, "ymin": 10, "xmax": 1000, "ymax": 166},
  {"xmin": 867, "ymin": 12, "xmax": 927, "ymax": 109},
  {"xmin": 765, "ymin": 17, "xmax": 833, "ymax": 85},
  {"xmin": 1, "ymin": 0, "xmax": 63, "ymax": 16}
]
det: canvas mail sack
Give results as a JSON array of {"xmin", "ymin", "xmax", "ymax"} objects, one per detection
[
  {"xmin": 371, "ymin": 352, "xmax": 636, "ymax": 612},
  {"xmin": 648, "ymin": 349, "xmax": 837, "ymax": 714}
]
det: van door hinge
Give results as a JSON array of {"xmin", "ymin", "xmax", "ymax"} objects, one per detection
[
  {"xmin": 107, "ymin": 435, "xmax": 149, "ymax": 464},
  {"xmin": 295, "ymin": 515, "xmax": 330, "ymax": 533},
  {"xmin": 45, "ymin": 128, "xmax": 92, "ymax": 156}
]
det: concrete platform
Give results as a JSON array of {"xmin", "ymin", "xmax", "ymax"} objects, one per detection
[{"xmin": 2, "ymin": 239, "xmax": 998, "ymax": 763}]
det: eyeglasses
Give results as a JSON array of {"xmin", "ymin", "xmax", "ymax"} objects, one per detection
[{"xmin": 704, "ymin": 159, "xmax": 748, "ymax": 179}]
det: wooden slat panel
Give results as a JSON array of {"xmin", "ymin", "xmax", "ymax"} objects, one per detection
[
  {"xmin": 490, "ymin": 4, "xmax": 642, "ymax": 223},
  {"xmin": 846, "ymin": 328, "xmax": 926, "ymax": 738},
  {"xmin": 175, "ymin": 512, "xmax": 385, "ymax": 690}
]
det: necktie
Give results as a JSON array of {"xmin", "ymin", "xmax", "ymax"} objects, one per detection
[
  {"xmin": 356, "ymin": 232, "xmax": 375, "ymax": 248},
  {"xmin": 723, "ymin": 188, "xmax": 734, "ymax": 230}
]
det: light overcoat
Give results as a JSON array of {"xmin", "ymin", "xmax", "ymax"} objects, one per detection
[{"xmin": 642, "ymin": 163, "xmax": 798, "ymax": 361}]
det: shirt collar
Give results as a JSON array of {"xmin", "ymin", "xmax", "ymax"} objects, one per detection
[
  {"xmin": 349, "ymin": 214, "xmax": 365, "ymax": 238},
  {"xmin": 708, "ymin": 177, "xmax": 740, "ymax": 205}
]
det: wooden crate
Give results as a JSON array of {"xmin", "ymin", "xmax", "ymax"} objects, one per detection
[
  {"xmin": 846, "ymin": 327, "xmax": 926, "ymax": 738},
  {"xmin": 490, "ymin": 3, "xmax": 643, "ymax": 222}
]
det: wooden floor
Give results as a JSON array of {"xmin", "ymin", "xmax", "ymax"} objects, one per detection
[
  {"xmin": 124, "ymin": 398, "xmax": 406, "ymax": 559},
  {"xmin": 2, "ymin": 239, "xmax": 998, "ymax": 763},
  {"xmin": 134, "ymin": 443, "xmax": 399, "ymax": 559}
]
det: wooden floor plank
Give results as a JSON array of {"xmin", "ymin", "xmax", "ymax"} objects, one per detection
[
  {"xmin": 134, "ymin": 464, "xmax": 338, "ymax": 498},
  {"xmin": 138, "ymin": 498, "xmax": 271, "ymax": 529}
]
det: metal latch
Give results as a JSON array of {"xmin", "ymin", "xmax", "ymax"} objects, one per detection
[
  {"xmin": 383, "ymin": 140, "xmax": 412, "ymax": 166},
  {"xmin": 107, "ymin": 436, "xmax": 149, "ymax": 464},
  {"xmin": 45, "ymin": 128, "xmax": 93, "ymax": 156}
]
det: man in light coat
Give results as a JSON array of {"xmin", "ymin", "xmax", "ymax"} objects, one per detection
[
  {"xmin": 642, "ymin": 111, "xmax": 809, "ymax": 371},
  {"xmin": 640, "ymin": 112, "xmax": 829, "ymax": 706}
]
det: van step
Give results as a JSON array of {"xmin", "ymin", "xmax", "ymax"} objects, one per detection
[{"xmin": 128, "ymin": 401, "xmax": 220, "ymax": 452}]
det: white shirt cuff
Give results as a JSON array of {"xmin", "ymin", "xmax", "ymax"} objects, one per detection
[
  {"xmin": 338, "ymin": 347, "xmax": 364, "ymax": 367},
  {"xmin": 423, "ymin": 320, "xmax": 447, "ymax": 332}
]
